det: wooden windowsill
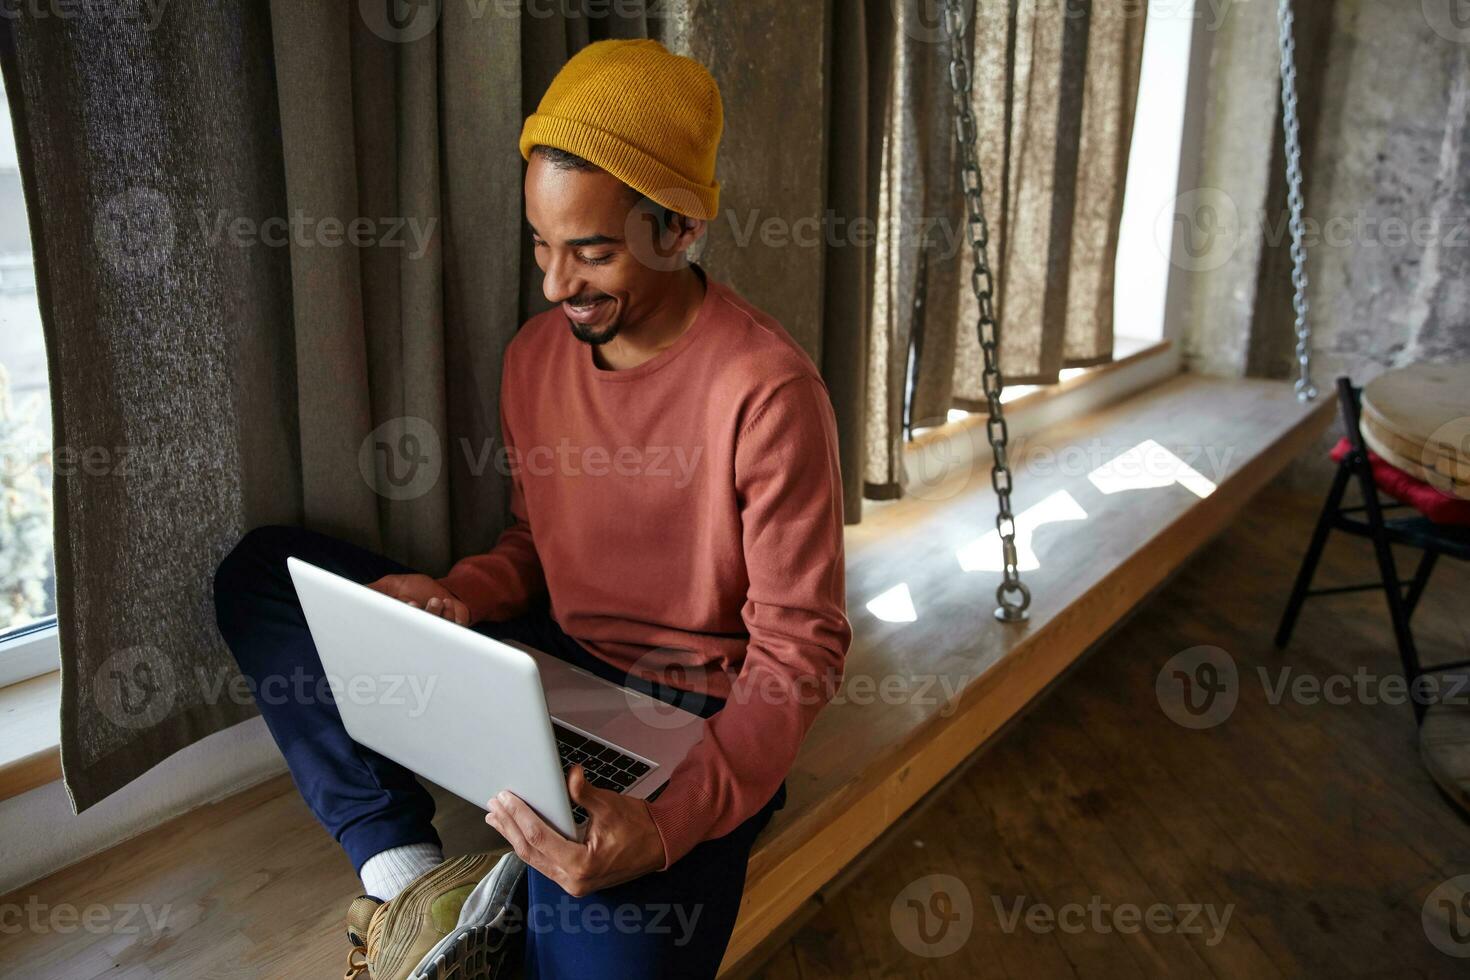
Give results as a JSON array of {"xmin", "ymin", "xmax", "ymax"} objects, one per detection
[
  {"xmin": 0, "ymin": 670, "xmax": 62, "ymax": 802},
  {"xmin": 908, "ymin": 336, "xmax": 1172, "ymax": 452}
]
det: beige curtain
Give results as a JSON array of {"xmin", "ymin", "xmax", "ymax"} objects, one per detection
[
  {"xmin": 2, "ymin": 0, "xmax": 648, "ymax": 811},
  {"xmin": 865, "ymin": 0, "xmax": 1146, "ymax": 497}
]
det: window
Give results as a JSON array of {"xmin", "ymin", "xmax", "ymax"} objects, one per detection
[
  {"xmin": 0, "ymin": 68, "xmax": 59, "ymax": 686},
  {"xmin": 1113, "ymin": 0, "xmax": 1197, "ymax": 345},
  {"xmin": 930, "ymin": 0, "xmax": 1193, "ymax": 428}
]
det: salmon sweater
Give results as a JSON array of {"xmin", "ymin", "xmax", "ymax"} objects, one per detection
[{"xmin": 438, "ymin": 270, "xmax": 852, "ymax": 870}]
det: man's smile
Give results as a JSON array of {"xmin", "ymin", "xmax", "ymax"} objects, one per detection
[{"xmin": 563, "ymin": 296, "xmax": 613, "ymax": 325}]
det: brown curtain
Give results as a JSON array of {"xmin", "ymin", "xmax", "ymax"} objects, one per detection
[
  {"xmin": 865, "ymin": 0, "xmax": 1146, "ymax": 498},
  {"xmin": 671, "ymin": 0, "xmax": 886, "ymax": 518},
  {"xmin": 1, "ymin": 4, "xmax": 297, "ymax": 811},
  {"xmin": 2, "ymin": 1, "xmax": 647, "ymax": 811},
  {"xmin": 667, "ymin": 6, "xmax": 830, "ymax": 364},
  {"xmin": 823, "ymin": 0, "xmax": 894, "ymax": 518}
]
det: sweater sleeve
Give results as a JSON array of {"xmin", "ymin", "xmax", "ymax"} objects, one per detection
[
  {"xmin": 644, "ymin": 374, "xmax": 852, "ymax": 869},
  {"xmin": 437, "ymin": 355, "xmax": 546, "ymax": 623}
]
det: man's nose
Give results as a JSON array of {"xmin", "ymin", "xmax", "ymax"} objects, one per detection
[{"xmin": 541, "ymin": 252, "xmax": 583, "ymax": 306}]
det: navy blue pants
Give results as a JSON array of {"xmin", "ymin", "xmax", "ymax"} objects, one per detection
[{"xmin": 212, "ymin": 525, "xmax": 785, "ymax": 979}]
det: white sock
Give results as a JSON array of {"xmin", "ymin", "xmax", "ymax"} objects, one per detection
[{"xmin": 360, "ymin": 842, "xmax": 444, "ymax": 902}]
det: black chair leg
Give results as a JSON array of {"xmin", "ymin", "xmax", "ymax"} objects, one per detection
[
  {"xmin": 1404, "ymin": 549, "xmax": 1439, "ymax": 622},
  {"xmin": 1275, "ymin": 461, "xmax": 1352, "ymax": 649},
  {"xmin": 1399, "ymin": 552, "xmax": 1434, "ymax": 620},
  {"xmin": 1358, "ymin": 471, "xmax": 1428, "ymax": 722}
]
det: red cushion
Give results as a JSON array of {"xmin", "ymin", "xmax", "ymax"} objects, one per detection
[{"xmin": 1330, "ymin": 437, "xmax": 1470, "ymax": 526}]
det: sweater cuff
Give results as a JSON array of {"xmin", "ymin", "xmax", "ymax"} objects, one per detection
[
  {"xmin": 437, "ymin": 567, "xmax": 495, "ymax": 624},
  {"xmin": 645, "ymin": 776, "xmax": 718, "ymax": 871}
]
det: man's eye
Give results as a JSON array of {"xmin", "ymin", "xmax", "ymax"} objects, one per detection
[
  {"xmin": 531, "ymin": 238, "xmax": 547, "ymax": 248},
  {"xmin": 579, "ymin": 253, "xmax": 613, "ymax": 266}
]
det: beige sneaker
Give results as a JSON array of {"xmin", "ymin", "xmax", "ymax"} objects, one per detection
[{"xmin": 344, "ymin": 850, "xmax": 523, "ymax": 980}]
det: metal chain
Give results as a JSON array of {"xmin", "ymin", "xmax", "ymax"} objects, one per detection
[
  {"xmin": 942, "ymin": 0, "xmax": 1029, "ymax": 623},
  {"xmin": 1277, "ymin": 0, "xmax": 1317, "ymax": 402}
]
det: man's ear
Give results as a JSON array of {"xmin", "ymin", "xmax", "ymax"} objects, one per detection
[
  {"xmin": 625, "ymin": 200, "xmax": 703, "ymax": 272},
  {"xmin": 665, "ymin": 214, "xmax": 706, "ymax": 253}
]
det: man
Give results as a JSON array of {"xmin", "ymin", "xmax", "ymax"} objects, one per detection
[{"xmin": 213, "ymin": 37, "xmax": 850, "ymax": 979}]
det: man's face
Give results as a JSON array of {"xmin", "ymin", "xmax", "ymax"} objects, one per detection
[{"xmin": 524, "ymin": 153, "xmax": 693, "ymax": 345}]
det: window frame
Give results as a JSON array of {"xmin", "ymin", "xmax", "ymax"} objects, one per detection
[{"xmin": 0, "ymin": 617, "xmax": 60, "ymax": 688}]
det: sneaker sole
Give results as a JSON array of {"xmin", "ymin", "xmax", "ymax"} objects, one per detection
[
  {"xmin": 407, "ymin": 852, "xmax": 525, "ymax": 980},
  {"xmin": 420, "ymin": 923, "xmax": 515, "ymax": 980}
]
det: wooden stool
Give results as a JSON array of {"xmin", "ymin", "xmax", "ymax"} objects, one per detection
[{"xmin": 1360, "ymin": 361, "xmax": 1470, "ymax": 500}]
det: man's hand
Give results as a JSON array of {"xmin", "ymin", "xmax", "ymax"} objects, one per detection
[
  {"xmin": 485, "ymin": 767, "xmax": 665, "ymax": 897},
  {"xmin": 367, "ymin": 573, "xmax": 471, "ymax": 626}
]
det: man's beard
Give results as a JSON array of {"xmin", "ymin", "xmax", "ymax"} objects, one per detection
[
  {"xmin": 568, "ymin": 317, "xmax": 620, "ymax": 345},
  {"xmin": 565, "ymin": 293, "xmax": 619, "ymax": 344}
]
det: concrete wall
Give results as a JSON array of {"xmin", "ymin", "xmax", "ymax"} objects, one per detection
[
  {"xmin": 1296, "ymin": 2, "xmax": 1470, "ymax": 377},
  {"xmin": 1174, "ymin": 0, "xmax": 1282, "ymax": 378},
  {"xmin": 1175, "ymin": 0, "xmax": 1470, "ymax": 485}
]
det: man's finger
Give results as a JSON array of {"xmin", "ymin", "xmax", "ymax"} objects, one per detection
[
  {"xmin": 497, "ymin": 791, "xmax": 581, "ymax": 868},
  {"xmin": 567, "ymin": 766, "xmax": 604, "ymax": 811},
  {"xmin": 487, "ymin": 799, "xmax": 536, "ymax": 865}
]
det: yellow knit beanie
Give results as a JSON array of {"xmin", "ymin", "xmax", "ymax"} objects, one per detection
[{"xmin": 519, "ymin": 39, "xmax": 723, "ymax": 221}]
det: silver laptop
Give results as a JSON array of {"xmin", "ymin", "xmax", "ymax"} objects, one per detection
[{"xmin": 286, "ymin": 557, "xmax": 707, "ymax": 842}]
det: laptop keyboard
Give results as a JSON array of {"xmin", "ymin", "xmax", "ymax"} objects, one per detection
[{"xmin": 552, "ymin": 722, "xmax": 653, "ymax": 825}]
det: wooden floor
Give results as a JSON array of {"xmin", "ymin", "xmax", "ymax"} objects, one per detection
[{"xmin": 748, "ymin": 481, "xmax": 1470, "ymax": 979}]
